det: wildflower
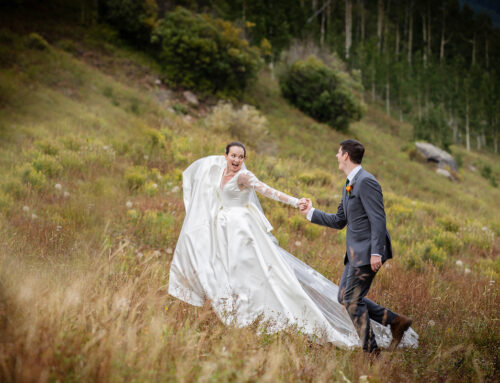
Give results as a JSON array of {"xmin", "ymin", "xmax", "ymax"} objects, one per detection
[
  {"xmin": 464, "ymin": 268, "xmax": 471, "ymax": 274},
  {"xmin": 456, "ymin": 260, "xmax": 463, "ymax": 267},
  {"xmin": 295, "ymin": 241, "xmax": 302, "ymax": 247},
  {"xmin": 63, "ymin": 191, "xmax": 70, "ymax": 198},
  {"xmin": 137, "ymin": 252, "xmax": 144, "ymax": 258},
  {"xmin": 103, "ymin": 145, "xmax": 109, "ymax": 150},
  {"xmin": 22, "ymin": 205, "xmax": 30, "ymax": 213},
  {"xmin": 171, "ymin": 186, "xmax": 180, "ymax": 193},
  {"xmin": 482, "ymin": 226, "xmax": 488, "ymax": 232},
  {"xmin": 359, "ymin": 376, "xmax": 369, "ymax": 383},
  {"xmin": 144, "ymin": 155, "xmax": 149, "ymax": 160},
  {"xmin": 490, "ymin": 280, "xmax": 495, "ymax": 286},
  {"xmin": 152, "ymin": 183, "xmax": 158, "ymax": 189},
  {"xmin": 428, "ymin": 320, "xmax": 435, "ymax": 327},
  {"xmin": 125, "ymin": 201, "xmax": 133, "ymax": 209},
  {"xmin": 31, "ymin": 213, "xmax": 38, "ymax": 220},
  {"xmin": 166, "ymin": 248, "xmax": 173, "ymax": 254},
  {"xmin": 152, "ymin": 250, "xmax": 161, "ymax": 258},
  {"xmin": 56, "ymin": 225, "xmax": 62, "ymax": 231},
  {"xmin": 54, "ymin": 183, "xmax": 62, "ymax": 190},
  {"xmin": 165, "ymin": 306, "xmax": 169, "ymax": 311}
]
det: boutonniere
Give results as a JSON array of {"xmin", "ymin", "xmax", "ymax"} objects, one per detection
[{"xmin": 346, "ymin": 184, "xmax": 353, "ymax": 193}]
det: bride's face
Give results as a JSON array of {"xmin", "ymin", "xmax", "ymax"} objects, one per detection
[{"xmin": 225, "ymin": 146, "xmax": 245, "ymax": 173}]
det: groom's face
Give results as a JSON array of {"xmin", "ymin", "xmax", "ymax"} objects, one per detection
[{"xmin": 336, "ymin": 146, "xmax": 348, "ymax": 171}]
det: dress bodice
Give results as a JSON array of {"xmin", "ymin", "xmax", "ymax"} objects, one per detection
[{"xmin": 217, "ymin": 170, "xmax": 251, "ymax": 208}]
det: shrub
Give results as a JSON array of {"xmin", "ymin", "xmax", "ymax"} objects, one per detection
[
  {"xmin": 34, "ymin": 139, "xmax": 59, "ymax": 156},
  {"xmin": 172, "ymin": 103, "xmax": 189, "ymax": 115},
  {"xmin": 205, "ymin": 102, "xmax": 268, "ymax": 148},
  {"xmin": 26, "ymin": 33, "xmax": 50, "ymax": 50},
  {"xmin": 152, "ymin": 7, "xmax": 261, "ymax": 97},
  {"xmin": 56, "ymin": 39, "xmax": 78, "ymax": 55},
  {"xmin": 19, "ymin": 163, "xmax": 47, "ymax": 189},
  {"xmin": 99, "ymin": 0, "xmax": 157, "ymax": 46},
  {"xmin": 279, "ymin": 56, "xmax": 363, "ymax": 131},
  {"xmin": 32, "ymin": 154, "xmax": 63, "ymax": 178},
  {"xmin": 59, "ymin": 136, "xmax": 83, "ymax": 152},
  {"xmin": 125, "ymin": 166, "xmax": 148, "ymax": 191}
]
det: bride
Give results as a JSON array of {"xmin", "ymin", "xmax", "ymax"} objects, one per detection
[{"xmin": 168, "ymin": 142, "xmax": 418, "ymax": 349}]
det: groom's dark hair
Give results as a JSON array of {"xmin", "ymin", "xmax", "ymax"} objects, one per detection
[{"xmin": 340, "ymin": 139, "xmax": 365, "ymax": 164}]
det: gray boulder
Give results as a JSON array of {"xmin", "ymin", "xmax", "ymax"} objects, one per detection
[
  {"xmin": 183, "ymin": 91, "xmax": 199, "ymax": 106},
  {"xmin": 415, "ymin": 142, "xmax": 458, "ymax": 172}
]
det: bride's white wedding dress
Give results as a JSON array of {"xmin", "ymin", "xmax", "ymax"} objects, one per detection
[{"xmin": 168, "ymin": 156, "xmax": 418, "ymax": 348}]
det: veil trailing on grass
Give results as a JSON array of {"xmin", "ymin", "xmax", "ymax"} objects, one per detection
[{"xmin": 169, "ymin": 155, "xmax": 418, "ymax": 348}]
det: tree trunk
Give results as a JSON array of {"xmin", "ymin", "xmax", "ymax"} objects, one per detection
[
  {"xmin": 427, "ymin": 2, "xmax": 431, "ymax": 61},
  {"xmin": 377, "ymin": 0, "xmax": 384, "ymax": 52},
  {"xmin": 360, "ymin": 0, "xmax": 365, "ymax": 42},
  {"xmin": 320, "ymin": 0, "xmax": 326, "ymax": 47},
  {"xmin": 345, "ymin": 0, "xmax": 352, "ymax": 59},
  {"xmin": 386, "ymin": 80, "xmax": 390, "ymax": 115},
  {"xmin": 494, "ymin": 135, "xmax": 498, "ymax": 154},
  {"xmin": 440, "ymin": 7, "xmax": 446, "ymax": 63},
  {"xmin": 408, "ymin": 2, "xmax": 413, "ymax": 65},
  {"xmin": 471, "ymin": 34, "xmax": 476, "ymax": 66},
  {"xmin": 485, "ymin": 37, "xmax": 489, "ymax": 69},
  {"xmin": 465, "ymin": 97, "xmax": 470, "ymax": 151},
  {"xmin": 371, "ymin": 77, "xmax": 376, "ymax": 102},
  {"xmin": 422, "ymin": 12, "xmax": 427, "ymax": 67},
  {"xmin": 476, "ymin": 134, "xmax": 481, "ymax": 150},
  {"xmin": 384, "ymin": 0, "xmax": 390, "ymax": 53},
  {"xmin": 395, "ymin": 4, "xmax": 400, "ymax": 57}
]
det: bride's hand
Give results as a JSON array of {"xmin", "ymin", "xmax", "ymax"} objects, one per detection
[{"xmin": 298, "ymin": 198, "xmax": 312, "ymax": 215}]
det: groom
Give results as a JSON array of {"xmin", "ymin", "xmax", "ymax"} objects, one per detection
[{"xmin": 299, "ymin": 139, "xmax": 412, "ymax": 354}]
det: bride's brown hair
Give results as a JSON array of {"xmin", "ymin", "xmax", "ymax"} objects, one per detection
[{"xmin": 225, "ymin": 141, "xmax": 246, "ymax": 158}]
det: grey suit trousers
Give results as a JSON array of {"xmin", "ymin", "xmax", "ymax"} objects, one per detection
[{"xmin": 338, "ymin": 261, "xmax": 397, "ymax": 352}]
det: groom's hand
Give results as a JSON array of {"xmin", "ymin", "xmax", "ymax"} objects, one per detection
[
  {"xmin": 370, "ymin": 255, "xmax": 383, "ymax": 272},
  {"xmin": 298, "ymin": 198, "xmax": 312, "ymax": 216}
]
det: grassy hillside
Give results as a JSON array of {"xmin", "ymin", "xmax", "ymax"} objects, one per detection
[{"xmin": 0, "ymin": 18, "xmax": 499, "ymax": 383}]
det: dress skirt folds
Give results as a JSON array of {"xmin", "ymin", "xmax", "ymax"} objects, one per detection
[{"xmin": 168, "ymin": 156, "xmax": 418, "ymax": 348}]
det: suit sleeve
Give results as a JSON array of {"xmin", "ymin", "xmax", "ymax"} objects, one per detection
[
  {"xmin": 311, "ymin": 197, "xmax": 347, "ymax": 230},
  {"xmin": 358, "ymin": 177, "xmax": 387, "ymax": 256}
]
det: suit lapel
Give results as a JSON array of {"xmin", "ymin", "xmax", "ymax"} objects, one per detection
[{"xmin": 346, "ymin": 168, "xmax": 364, "ymax": 212}]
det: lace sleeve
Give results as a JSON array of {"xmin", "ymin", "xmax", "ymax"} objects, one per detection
[{"xmin": 238, "ymin": 171, "xmax": 299, "ymax": 208}]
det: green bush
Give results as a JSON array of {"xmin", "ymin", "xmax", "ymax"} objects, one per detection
[
  {"xmin": 32, "ymin": 154, "xmax": 63, "ymax": 178},
  {"xmin": 19, "ymin": 163, "xmax": 47, "ymax": 189},
  {"xmin": 34, "ymin": 139, "xmax": 59, "ymax": 156},
  {"xmin": 26, "ymin": 33, "xmax": 50, "ymax": 50},
  {"xmin": 99, "ymin": 0, "xmax": 157, "ymax": 46},
  {"xmin": 279, "ymin": 56, "xmax": 363, "ymax": 131},
  {"xmin": 125, "ymin": 166, "xmax": 148, "ymax": 191},
  {"xmin": 152, "ymin": 7, "xmax": 261, "ymax": 97}
]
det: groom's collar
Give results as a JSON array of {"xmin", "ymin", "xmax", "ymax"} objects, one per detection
[{"xmin": 347, "ymin": 165, "xmax": 362, "ymax": 184}]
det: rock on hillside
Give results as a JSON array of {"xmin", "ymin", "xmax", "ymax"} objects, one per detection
[{"xmin": 415, "ymin": 142, "xmax": 458, "ymax": 176}]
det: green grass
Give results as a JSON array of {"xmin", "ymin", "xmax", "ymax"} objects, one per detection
[{"xmin": 0, "ymin": 16, "xmax": 498, "ymax": 383}]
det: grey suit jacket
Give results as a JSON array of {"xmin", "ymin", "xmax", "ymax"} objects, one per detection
[{"xmin": 311, "ymin": 168, "xmax": 392, "ymax": 267}]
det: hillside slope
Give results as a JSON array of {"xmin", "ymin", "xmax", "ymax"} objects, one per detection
[{"xmin": 0, "ymin": 21, "xmax": 498, "ymax": 382}]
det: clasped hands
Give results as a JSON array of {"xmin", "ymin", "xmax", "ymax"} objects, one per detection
[{"xmin": 297, "ymin": 198, "xmax": 312, "ymax": 215}]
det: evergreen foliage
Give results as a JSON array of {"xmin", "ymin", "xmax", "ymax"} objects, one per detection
[
  {"xmin": 99, "ymin": 0, "xmax": 158, "ymax": 46},
  {"xmin": 151, "ymin": 7, "xmax": 261, "ymax": 97},
  {"xmin": 279, "ymin": 56, "xmax": 362, "ymax": 131}
]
